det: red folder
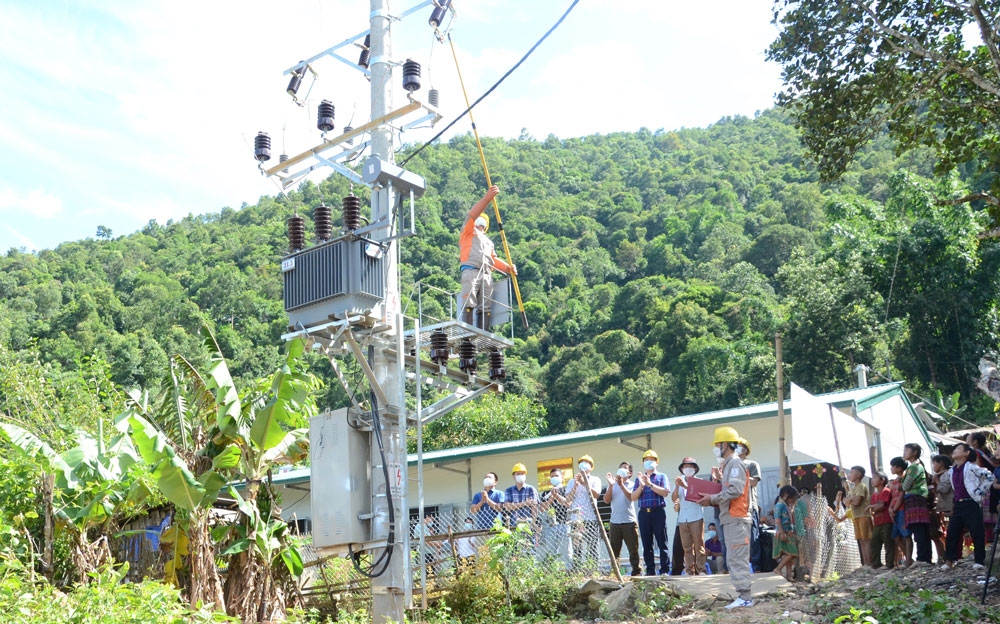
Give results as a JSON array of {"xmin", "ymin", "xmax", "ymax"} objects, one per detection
[{"xmin": 683, "ymin": 476, "xmax": 722, "ymax": 502}]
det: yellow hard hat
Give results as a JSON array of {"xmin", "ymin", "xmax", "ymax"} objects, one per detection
[
  {"xmin": 578, "ymin": 455, "xmax": 594, "ymax": 466},
  {"xmin": 642, "ymin": 449, "xmax": 659, "ymax": 461},
  {"xmin": 713, "ymin": 426, "xmax": 741, "ymax": 444},
  {"xmin": 511, "ymin": 462, "xmax": 527, "ymax": 474}
]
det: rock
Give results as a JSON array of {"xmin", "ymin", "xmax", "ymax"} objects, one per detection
[
  {"xmin": 788, "ymin": 611, "xmax": 806, "ymax": 621},
  {"xmin": 588, "ymin": 595, "xmax": 605, "ymax": 612},
  {"xmin": 603, "ymin": 585, "xmax": 635, "ymax": 619},
  {"xmin": 580, "ymin": 579, "xmax": 622, "ymax": 594}
]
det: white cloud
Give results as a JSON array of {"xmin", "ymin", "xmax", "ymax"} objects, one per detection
[{"xmin": 0, "ymin": 186, "xmax": 63, "ymax": 219}]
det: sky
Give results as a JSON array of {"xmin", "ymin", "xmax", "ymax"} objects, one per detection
[{"xmin": 0, "ymin": 0, "xmax": 785, "ymax": 253}]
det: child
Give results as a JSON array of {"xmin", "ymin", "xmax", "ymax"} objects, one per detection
[
  {"xmin": 869, "ymin": 473, "xmax": 896, "ymax": 569},
  {"xmin": 930, "ymin": 454, "xmax": 954, "ymax": 563},
  {"xmin": 888, "ymin": 457, "xmax": 913, "ymax": 567},
  {"xmin": 845, "ymin": 466, "xmax": 872, "ymax": 566},
  {"xmin": 773, "ymin": 485, "xmax": 800, "ymax": 582}
]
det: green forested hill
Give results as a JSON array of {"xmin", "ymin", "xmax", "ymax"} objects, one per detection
[{"xmin": 2, "ymin": 109, "xmax": 998, "ymax": 432}]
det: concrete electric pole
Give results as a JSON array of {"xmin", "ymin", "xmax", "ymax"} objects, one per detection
[{"xmin": 261, "ymin": 3, "xmax": 510, "ymax": 624}]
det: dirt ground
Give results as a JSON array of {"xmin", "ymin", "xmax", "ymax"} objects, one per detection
[{"xmin": 568, "ymin": 557, "xmax": 1000, "ymax": 624}]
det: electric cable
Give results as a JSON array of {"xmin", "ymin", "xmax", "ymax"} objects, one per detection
[
  {"xmin": 347, "ymin": 346, "xmax": 396, "ymax": 578},
  {"xmin": 399, "ymin": 0, "xmax": 580, "ymax": 167}
]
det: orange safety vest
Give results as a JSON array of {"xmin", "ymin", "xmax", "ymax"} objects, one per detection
[{"xmin": 728, "ymin": 468, "xmax": 751, "ymax": 519}]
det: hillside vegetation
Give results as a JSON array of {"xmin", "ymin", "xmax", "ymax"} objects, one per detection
[{"xmin": 2, "ymin": 110, "xmax": 998, "ymax": 433}]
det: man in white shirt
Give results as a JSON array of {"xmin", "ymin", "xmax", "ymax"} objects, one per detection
[{"xmin": 568, "ymin": 454, "xmax": 602, "ymax": 572}]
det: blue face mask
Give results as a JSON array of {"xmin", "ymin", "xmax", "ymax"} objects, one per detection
[
  {"xmin": 705, "ymin": 530, "xmax": 717, "ymax": 540},
  {"xmin": 643, "ymin": 460, "xmax": 656, "ymax": 471}
]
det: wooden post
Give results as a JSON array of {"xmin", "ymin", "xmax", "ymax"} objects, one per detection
[
  {"xmin": 588, "ymin": 490, "xmax": 623, "ymax": 583},
  {"xmin": 776, "ymin": 333, "xmax": 788, "ymax": 486}
]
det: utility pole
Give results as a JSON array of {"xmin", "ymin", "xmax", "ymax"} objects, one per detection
[
  {"xmin": 264, "ymin": 4, "xmax": 508, "ymax": 624},
  {"xmin": 368, "ymin": 1, "xmax": 406, "ymax": 622},
  {"xmin": 776, "ymin": 333, "xmax": 788, "ymax": 486}
]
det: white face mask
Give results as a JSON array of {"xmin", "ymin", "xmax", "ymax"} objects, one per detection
[
  {"xmin": 483, "ymin": 477, "xmax": 495, "ymax": 488},
  {"xmin": 579, "ymin": 462, "xmax": 592, "ymax": 473},
  {"xmin": 617, "ymin": 468, "xmax": 629, "ymax": 478},
  {"xmin": 464, "ymin": 522, "xmax": 473, "ymax": 529},
  {"xmin": 736, "ymin": 445, "xmax": 746, "ymax": 456},
  {"xmin": 683, "ymin": 467, "xmax": 696, "ymax": 477},
  {"xmin": 550, "ymin": 476, "xmax": 562, "ymax": 487},
  {"xmin": 643, "ymin": 460, "xmax": 657, "ymax": 471},
  {"xmin": 514, "ymin": 474, "xmax": 526, "ymax": 485},
  {"xmin": 712, "ymin": 446, "xmax": 723, "ymax": 459}
]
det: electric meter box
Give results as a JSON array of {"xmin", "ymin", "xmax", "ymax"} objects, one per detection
[
  {"xmin": 282, "ymin": 235, "xmax": 386, "ymax": 329},
  {"xmin": 310, "ymin": 408, "xmax": 371, "ymax": 548}
]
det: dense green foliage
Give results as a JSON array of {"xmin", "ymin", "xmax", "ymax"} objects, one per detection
[
  {"xmin": 769, "ymin": 0, "xmax": 1000, "ymax": 218},
  {"xmin": 2, "ymin": 110, "xmax": 999, "ymax": 434}
]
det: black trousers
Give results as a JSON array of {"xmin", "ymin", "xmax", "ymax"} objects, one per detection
[
  {"xmin": 638, "ymin": 507, "xmax": 670, "ymax": 574},
  {"xmin": 946, "ymin": 499, "xmax": 986, "ymax": 564}
]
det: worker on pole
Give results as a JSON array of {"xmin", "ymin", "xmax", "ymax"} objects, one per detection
[{"xmin": 459, "ymin": 185, "xmax": 516, "ymax": 332}]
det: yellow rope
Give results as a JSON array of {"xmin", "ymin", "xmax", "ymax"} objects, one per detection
[{"xmin": 449, "ymin": 35, "xmax": 529, "ymax": 329}]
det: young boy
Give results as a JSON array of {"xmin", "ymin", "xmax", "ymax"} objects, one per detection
[
  {"xmin": 888, "ymin": 457, "xmax": 913, "ymax": 567},
  {"xmin": 869, "ymin": 473, "xmax": 896, "ymax": 569},
  {"xmin": 845, "ymin": 466, "xmax": 872, "ymax": 566}
]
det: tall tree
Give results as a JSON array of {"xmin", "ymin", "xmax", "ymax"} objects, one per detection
[{"xmin": 768, "ymin": 0, "xmax": 1000, "ymax": 228}]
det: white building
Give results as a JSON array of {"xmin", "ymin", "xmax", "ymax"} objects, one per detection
[{"xmin": 262, "ymin": 381, "xmax": 934, "ymax": 538}]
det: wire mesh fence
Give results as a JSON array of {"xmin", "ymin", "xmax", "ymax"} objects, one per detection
[
  {"xmin": 790, "ymin": 492, "xmax": 862, "ymax": 580},
  {"xmin": 298, "ymin": 492, "xmax": 865, "ymax": 616}
]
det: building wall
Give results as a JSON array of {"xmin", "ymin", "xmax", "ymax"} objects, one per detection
[{"xmin": 277, "ymin": 390, "xmax": 930, "ymax": 540}]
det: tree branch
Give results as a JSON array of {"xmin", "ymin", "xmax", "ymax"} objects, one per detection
[
  {"xmin": 935, "ymin": 191, "xmax": 1000, "ymax": 206},
  {"xmin": 847, "ymin": 0, "xmax": 1000, "ymax": 98},
  {"xmin": 970, "ymin": 0, "xmax": 1000, "ymax": 86}
]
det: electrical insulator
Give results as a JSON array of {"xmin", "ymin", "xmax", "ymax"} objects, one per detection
[
  {"xmin": 358, "ymin": 35, "xmax": 371, "ymax": 69},
  {"xmin": 317, "ymin": 100, "xmax": 335, "ymax": 132},
  {"xmin": 342, "ymin": 194, "xmax": 361, "ymax": 231},
  {"xmin": 254, "ymin": 132, "xmax": 271, "ymax": 162},
  {"xmin": 402, "ymin": 59, "xmax": 421, "ymax": 92},
  {"xmin": 314, "ymin": 203, "xmax": 333, "ymax": 242},
  {"xmin": 279, "ymin": 153, "xmax": 289, "ymax": 173},
  {"xmin": 429, "ymin": 0, "xmax": 452, "ymax": 27},
  {"xmin": 488, "ymin": 349, "xmax": 505, "ymax": 381},
  {"xmin": 287, "ymin": 214, "xmax": 305, "ymax": 252},
  {"xmin": 428, "ymin": 88, "xmax": 440, "ymax": 108},
  {"xmin": 287, "ymin": 64, "xmax": 306, "ymax": 97},
  {"xmin": 343, "ymin": 126, "xmax": 354, "ymax": 145},
  {"xmin": 458, "ymin": 338, "xmax": 477, "ymax": 374},
  {"xmin": 430, "ymin": 330, "xmax": 450, "ymax": 366}
]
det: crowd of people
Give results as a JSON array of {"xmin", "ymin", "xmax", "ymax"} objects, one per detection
[
  {"xmin": 426, "ymin": 426, "xmax": 762, "ymax": 609},
  {"xmin": 413, "ymin": 429, "xmax": 999, "ymax": 610}
]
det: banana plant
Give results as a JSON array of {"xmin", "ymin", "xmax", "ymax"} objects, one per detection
[
  {"xmin": 0, "ymin": 421, "xmax": 140, "ymax": 581},
  {"xmin": 118, "ymin": 325, "xmax": 319, "ymax": 620}
]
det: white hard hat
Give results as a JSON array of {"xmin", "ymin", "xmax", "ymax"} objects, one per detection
[{"xmin": 475, "ymin": 216, "xmax": 488, "ymax": 230}]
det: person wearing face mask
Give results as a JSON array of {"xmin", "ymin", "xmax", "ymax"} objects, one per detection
[
  {"xmin": 470, "ymin": 472, "xmax": 506, "ymax": 530},
  {"xmin": 568, "ymin": 454, "xmax": 602, "ymax": 572},
  {"xmin": 539, "ymin": 468, "xmax": 572, "ymax": 570},
  {"xmin": 604, "ymin": 462, "xmax": 641, "ymax": 576},
  {"xmin": 672, "ymin": 457, "xmax": 707, "ymax": 575},
  {"xmin": 456, "ymin": 516, "xmax": 478, "ymax": 570},
  {"xmin": 737, "ymin": 438, "xmax": 763, "ymax": 572},
  {"xmin": 698, "ymin": 426, "xmax": 753, "ymax": 610},
  {"xmin": 630, "ymin": 449, "xmax": 671, "ymax": 576},
  {"xmin": 705, "ymin": 523, "xmax": 723, "ymax": 573},
  {"xmin": 504, "ymin": 463, "xmax": 539, "ymax": 528}
]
